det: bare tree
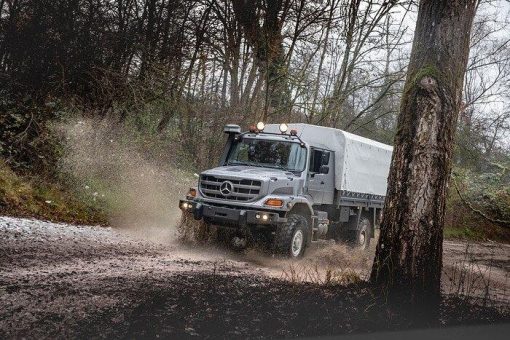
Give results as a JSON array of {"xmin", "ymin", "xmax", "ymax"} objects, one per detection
[{"xmin": 231, "ymin": 0, "xmax": 293, "ymax": 120}]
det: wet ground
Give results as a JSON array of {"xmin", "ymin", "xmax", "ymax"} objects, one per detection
[{"xmin": 0, "ymin": 216, "xmax": 508, "ymax": 339}]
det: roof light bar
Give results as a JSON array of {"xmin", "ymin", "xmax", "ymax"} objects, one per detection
[
  {"xmin": 279, "ymin": 123, "xmax": 288, "ymax": 133},
  {"xmin": 256, "ymin": 122, "xmax": 265, "ymax": 131}
]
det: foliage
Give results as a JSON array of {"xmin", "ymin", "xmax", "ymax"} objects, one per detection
[
  {"xmin": 0, "ymin": 159, "xmax": 106, "ymax": 224},
  {"xmin": 444, "ymin": 165, "xmax": 510, "ymax": 242},
  {"xmin": 0, "ymin": 90, "xmax": 65, "ymax": 176},
  {"xmin": 455, "ymin": 166, "xmax": 510, "ymax": 223}
]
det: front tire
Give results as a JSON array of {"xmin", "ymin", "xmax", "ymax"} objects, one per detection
[
  {"xmin": 216, "ymin": 227, "xmax": 233, "ymax": 245},
  {"xmin": 177, "ymin": 212, "xmax": 209, "ymax": 243},
  {"xmin": 216, "ymin": 227, "xmax": 248, "ymax": 251},
  {"xmin": 274, "ymin": 214, "xmax": 309, "ymax": 258}
]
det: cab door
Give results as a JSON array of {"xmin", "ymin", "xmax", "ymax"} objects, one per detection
[{"xmin": 307, "ymin": 148, "xmax": 333, "ymax": 205}]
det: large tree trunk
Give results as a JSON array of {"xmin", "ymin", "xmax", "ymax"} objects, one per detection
[{"xmin": 370, "ymin": 0, "xmax": 478, "ymax": 310}]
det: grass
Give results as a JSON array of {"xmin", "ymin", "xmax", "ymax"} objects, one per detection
[
  {"xmin": 444, "ymin": 226, "xmax": 484, "ymax": 240},
  {"xmin": 444, "ymin": 223, "xmax": 509, "ymax": 243},
  {"xmin": 281, "ymin": 263, "xmax": 363, "ymax": 286},
  {"xmin": 0, "ymin": 160, "xmax": 107, "ymax": 225}
]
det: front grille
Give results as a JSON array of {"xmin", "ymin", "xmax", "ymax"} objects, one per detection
[{"xmin": 200, "ymin": 175, "xmax": 262, "ymax": 201}]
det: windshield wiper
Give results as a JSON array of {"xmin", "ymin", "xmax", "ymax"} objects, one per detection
[
  {"xmin": 227, "ymin": 161, "xmax": 292, "ymax": 170},
  {"xmin": 263, "ymin": 164, "xmax": 287, "ymax": 170},
  {"xmin": 227, "ymin": 161, "xmax": 261, "ymax": 167}
]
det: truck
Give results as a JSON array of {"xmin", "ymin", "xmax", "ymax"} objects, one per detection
[{"xmin": 179, "ymin": 122, "xmax": 393, "ymax": 257}]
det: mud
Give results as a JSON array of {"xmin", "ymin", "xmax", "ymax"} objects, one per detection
[
  {"xmin": 442, "ymin": 240, "xmax": 510, "ymax": 304},
  {"xmin": 0, "ymin": 217, "xmax": 508, "ymax": 339}
]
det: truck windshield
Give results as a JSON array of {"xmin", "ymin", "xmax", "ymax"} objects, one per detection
[{"xmin": 227, "ymin": 138, "xmax": 306, "ymax": 172}]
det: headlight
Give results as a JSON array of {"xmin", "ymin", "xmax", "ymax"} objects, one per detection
[
  {"xmin": 256, "ymin": 213, "xmax": 270, "ymax": 221},
  {"xmin": 256, "ymin": 121, "xmax": 265, "ymax": 131},
  {"xmin": 279, "ymin": 123, "xmax": 288, "ymax": 133}
]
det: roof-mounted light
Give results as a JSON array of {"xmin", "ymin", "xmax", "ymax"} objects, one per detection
[
  {"xmin": 249, "ymin": 125, "xmax": 258, "ymax": 133},
  {"xmin": 256, "ymin": 121, "xmax": 265, "ymax": 131},
  {"xmin": 290, "ymin": 129, "xmax": 298, "ymax": 136},
  {"xmin": 279, "ymin": 123, "xmax": 288, "ymax": 133}
]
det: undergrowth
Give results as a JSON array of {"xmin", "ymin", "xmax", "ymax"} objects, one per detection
[
  {"xmin": 281, "ymin": 263, "xmax": 363, "ymax": 286},
  {"xmin": 0, "ymin": 160, "xmax": 107, "ymax": 224}
]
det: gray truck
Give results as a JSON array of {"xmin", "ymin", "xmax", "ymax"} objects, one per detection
[{"xmin": 179, "ymin": 123, "xmax": 393, "ymax": 257}]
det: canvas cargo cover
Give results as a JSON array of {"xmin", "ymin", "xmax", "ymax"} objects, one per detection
[{"xmin": 264, "ymin": 124, "xmax": 393, "ymax": 196}]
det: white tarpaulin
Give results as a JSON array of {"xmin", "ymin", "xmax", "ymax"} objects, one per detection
[{"xmin": 265, "ymin": 124, "xmax": 393, "ymax": 196}]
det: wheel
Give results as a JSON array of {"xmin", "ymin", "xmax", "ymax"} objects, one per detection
[
  {"xmin": 274, "ymin": 214, "xmax": 309, "ymax": 258},
  {"xmin": 216, "ymin": 227, "xmax": 248, "ymax": 251},
  {"xmin": 177, "ymin": 213, "xmax": 192, "ymax": 241},
  {"xmin": 194, "ymin": 220, "xmax": 209, "ymax": 243},
  {"xmin": 177, "ymin": 212, "xmax": 209, "ymax": 243},
  {"xmin": 348, "ymin": 216, "xmax": 371, "ymax": 250},
  {"xmin": 216, "ymin": 227, "xmax": 233, "ymax": 245}
]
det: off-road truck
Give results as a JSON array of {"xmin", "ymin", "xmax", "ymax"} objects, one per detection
[{"xmin": 179, "ymin": 123, "xmax": 393, "ymax": 257}]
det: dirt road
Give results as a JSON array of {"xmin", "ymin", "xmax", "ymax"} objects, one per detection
[{"xmin": 1, "ymin": 216, "xmax": 508, "ymax": 339}]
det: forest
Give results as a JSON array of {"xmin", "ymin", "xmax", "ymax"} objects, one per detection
[
  {"xmin": 1, "ymin": 0, "xmax": 508, "ymax": 238},
  {"xmin": 1, "ymin": 0, "xmax": 510, "ymax": 338}
]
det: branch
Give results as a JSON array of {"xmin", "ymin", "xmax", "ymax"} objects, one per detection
[{"xmin": 451, "ymin": 175, "xmax": 510, "ymax": 227}]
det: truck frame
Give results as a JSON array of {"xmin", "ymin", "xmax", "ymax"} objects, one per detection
[{"xmin": 179, "ymin": 123, "xmax": 393, "ymax": 257}]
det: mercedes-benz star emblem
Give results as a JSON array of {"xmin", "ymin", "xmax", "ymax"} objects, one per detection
[{"xmin": 220, "ymin": 181, "xmax": 234, "ymax": 196}]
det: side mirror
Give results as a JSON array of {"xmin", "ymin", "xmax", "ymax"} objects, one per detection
[{"xmin": 319, "ymin": 165, "xmax": 329, "ymax": 174}]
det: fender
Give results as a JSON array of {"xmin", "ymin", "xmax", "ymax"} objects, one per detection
[
  {"xmin": 285, "ymin": 201, "xmax": 314, "ymax": 246},
  {"xmin": 285, "ymin": 196, "xmax": 314, "ymax": 217}
]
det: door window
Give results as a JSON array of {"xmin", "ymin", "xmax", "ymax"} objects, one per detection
[{"xmin": 309, "ymin": 149, "xmax": 330, "ymax": 173}]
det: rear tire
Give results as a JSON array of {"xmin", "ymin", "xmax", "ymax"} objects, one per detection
[
  {"xmin": 348, "ymin": 216, "xmax": 371, "ymax": 250},
  {"xmin": 274, "ymin": 214, "xmax": 309, "ymax": 258}
]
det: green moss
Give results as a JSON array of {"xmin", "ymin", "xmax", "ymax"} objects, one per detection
[
  {"xmin": 0, "ymin": 160, "xmax": 107, "ymax": 224},
  {"xmin": 403, "ymin": 64, "xmax": 442, "ymax": 95},
  {"xmin": 413, "ymin": 65, "xmax": 441, "ymax": 83}
]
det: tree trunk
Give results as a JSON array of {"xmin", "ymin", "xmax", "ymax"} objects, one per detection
[
  {"xmin": 231, "ymin": 0, "xmax": 290, "ymax": 119},
  {"xmin": 370, "ymin": 0, "xmax": 478, "ymax": 311}
]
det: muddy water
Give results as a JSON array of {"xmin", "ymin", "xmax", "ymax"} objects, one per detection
[
  {"xmin": 1, "ymin": 216, "xmax": 508, "ymax": 338},
  {"xmin": 1, "ymin": 216, "xmax": 507, "ymax": 298}
]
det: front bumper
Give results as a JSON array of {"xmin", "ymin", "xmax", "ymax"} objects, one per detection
[{"xmin": 179, "ymin": 200, "xmax": 287, "ymax": 226}]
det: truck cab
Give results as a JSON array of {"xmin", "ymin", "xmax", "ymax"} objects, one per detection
[{"xmin": 179, "ymin": 122, "xmax": 393, "ymax": 257}]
